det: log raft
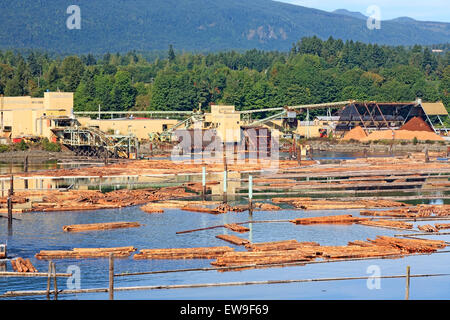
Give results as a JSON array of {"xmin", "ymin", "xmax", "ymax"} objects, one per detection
[
  {"xmin": 133, "ymin": 246, "xmax": 234, "ymax": 260},
  {"xmin": 62, "ymin": 221, "xmax": 141, "ymax": 232},
  {"xmin": 35, "ymin": 247, "xmax": 137, "ymax": 260}
]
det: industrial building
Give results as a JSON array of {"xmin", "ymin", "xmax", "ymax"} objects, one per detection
[
  {"xmin": 0, "ymin": 92, "xmax": 448, "ymax": 156},
  {"xmin": 0, "ymin": 92, "xmax": 73, "ymax": 141}
]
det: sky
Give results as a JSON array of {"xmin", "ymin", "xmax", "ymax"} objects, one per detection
[{"xmin": 277, "ymin": 0, "xmax": 450, "ymax": 22}]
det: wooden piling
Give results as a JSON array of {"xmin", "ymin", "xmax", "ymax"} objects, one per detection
[
  {"xmin": 7, "ymin": 196, "xmax": 12, "ymax": 227},
  {"xmin": 248, "ymin": 175, "xmax": 253, "ymax": 215},
  {"xmin": 46, "ymin": 261, "xmax": 51, "ymax": 300},
  {"xmin": 406, "ymin": 266, "xmax": 410, "ymax": 300},
  {"xmin": 109, "ymin": 253, "xmax": 114, "ymax": 300},
  {"xmin": 52, "ymin": 262, "xmax": 58, "ymax": 300},
  {"xmin": 202, "ymin": 166, "xmax": 206, "ymax": 201}
]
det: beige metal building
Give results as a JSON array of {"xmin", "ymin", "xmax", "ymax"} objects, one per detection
[
  {"xmin": 77, "ymin": 117, "xmax": 180, "ymax": 140},
  {"xmin": 0, "ymin": 92, "xmax": 73, "ymax": 140}
]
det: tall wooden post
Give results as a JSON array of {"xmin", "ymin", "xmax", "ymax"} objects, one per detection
[
  {"xmin": 223, "ymin": 170, "xmax": 227, "ymax": 204},
  {"xmin": 405, "ymin": 266, "xmax": 411, "ymax": 300},
  {"xmin": 46, "ymin": 261, "xmax": 52, "ymax": 300},
  {"xmin": 9, "ymin": 174, "xmax": 13, "ymax": 196},
  {"xmin": 109, "ymin": 253, "xmax": 114, "ymax": 300},
  {"xmin": 202, "ymin": 166, "xmax": 206, "ymax": 201},
  {"xmin": 7, "ymin": 196, "xmax": 12, "ymax": 228},
  {"xmin": 53, "ymin": 262, "xmax": 58, "ymax": 300},
  {"xmin": 24, "ymin": 155, "xmax": 28, "ymax": 172},
  {"xmin": 248, "ymin": 175, "xmax": 253, "ymax": 216},
  {"xmin": 297, "ymin": 143, "xmax": 302, "ymax": 166}
]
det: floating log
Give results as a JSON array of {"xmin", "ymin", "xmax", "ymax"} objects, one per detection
[
  {"xmin": 133, "ymin": 246, "xmax": 234, "ymax": 260},
  {"xmin": 417, "ymin": 224, "xmax": 439, "ymax": 233},
  {"xmin": 211, "ymin": 250, "xmax": 313, "ymax": 268},
  {"xmin": 290, "ymin": 214, "xmax": 368, "ymax": 225},
  {"xmin": 358, "ymin": 219, "xmax": 413, "ymax": 230},
  {"xmin": 63, "ymin": 221, "xmax": 141, "ymax": 232},
  {"xmin": 35, "ymin": 247, "xmax": 137, "ymax": 260},
  {"xmin": 435, "ymin": 223, "xmax": 450, "ymax": 230},
  {"xmin": 181, "ymin": 206, "xmax": 221, "ymax": 214},
  {"xmin": 216, "ymin": 234, "xmax": 250, "ymax": 246},
  {"xmin": 367, "ymin": 236, "xmax": 446, "ymax": 253},
  {"xmin": 224, "ymin": 224, "xmax": 250, "ymax": 233},
  {"xmin": 245, "ymin": 240, "xmax": 320, "ymax": 252},
  {"xmin": 140, "ymin": 204, "xmax": 164, "ymax": 213}
]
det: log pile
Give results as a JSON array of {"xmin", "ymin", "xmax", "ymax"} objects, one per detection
[
  {"xmin": 254, "ymin": 203, "xmax": 282, "ymax": 211},
  {"xmin": 245, "ymin": 240, "xmax": 320, "ymax": 252},
  {"xmin": 211, "ymin": 250, "xmax": 313, "ymax": 268},
  {"xmin": 435, "ymin": 223, "xmax": 450, "ymax": 230},
  {"xmin": 11, "ymin": 258, "xmax": 38, "ymax": 273},
  {"xmin": 133, "ymin": 246, "xmax": 234, "ymax": 260},
  {"xmin": 366, "ymin": 236, "xmax": 446, "ymax": 253},
  {"xmin": 417, "ymin": 224, "xmax": 439, "ymax": 233},
  {"xmin": 361, "ymin": 205, "xmax": 450, "ymax": 218},
  {"xmin": 273, "ymin": 198, "xmax": 409, "ymax": 210},
  {"xmin": 290, "ymin": 215, "xmax": 368, "ymax": 225},
  {"xmin": 357, "ymin": 219, "xmax": 413, "ymax": 229},
  {"xmin": 318, "ymin": 245, "xmax": 402, "ymax": 259},
  {"xmin": 224, "ymin": 223, "xmax": 250, "ymax": 233},
  {"xmin": 35, "ymin": 247, "xmax": 137, "ymax": 260},
  {"xmin": 216, "ymin": 234, "xmax": 250, "ymax": 246},
  {"xmin": 4, "ymin": 186, "xmax": 196, "ymax": 214},
  {"xmin": 62, "ymin": 221, "xmax": 141, "ymax": 232}
]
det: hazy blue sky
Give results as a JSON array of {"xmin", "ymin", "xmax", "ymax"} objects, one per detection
[{"xmin": 278, "ymin": 0, "xmax": 450, "ymax": 22}]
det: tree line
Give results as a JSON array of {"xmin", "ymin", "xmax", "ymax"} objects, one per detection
[{"xmin": 0, "ymin": 37, "xmax": 448, "ymax": 119}]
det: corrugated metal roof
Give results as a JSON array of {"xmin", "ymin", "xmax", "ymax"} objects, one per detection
[{"xmin": 421, "ymin": 102, "xmax": 448, "ymax": 116}]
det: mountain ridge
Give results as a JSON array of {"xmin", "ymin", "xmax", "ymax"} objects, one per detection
[{"xmin": 0, "ymin": 0, "xmax": 448, "ymax": 53}]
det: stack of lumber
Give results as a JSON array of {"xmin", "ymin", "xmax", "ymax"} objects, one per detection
[
  {"xmin": 11, "ymin": 258, "xmax": 38, "ymax": 273},
  {"xmin": 133, "ymin": 246, "xmax": 234, "ymax": 260},
  {"xmin": 216, "ymin": 234, "xmax": 250, "ymax": 246},
  {"xmin": 358, "ymin": 219, "xmax": 413, "ymax": 229},
  {"xmin": 290, "ymin": 214, "xmax": 368, "ymax": 225},
  {"xmin": 418, "ymin": 224, "xmax": 439, "ymax": 233},
  {"xmin": 35, "ymin": 247, "xmax": 137, "ymax": 260},
  {"xmin": 245, "ymin": 240, "xmax": 320, "ymax": 252},
  {"xmin": 62, "ymin": 221, "xmax": 141, "ymax": 232},
  {"xmin": 435, "ymin": 223, "xmax": 450, "ymax": 230},
  {"xmin": 367, "ymin": 236, "xmax": 446, "ymax": 253},
  {"xmin": 211, "ymin": 250, "xmax": 313, "ymax": 268},
  {"xmin": 224, "ymin": 223, "xmax": 250, "ymax": 233}
]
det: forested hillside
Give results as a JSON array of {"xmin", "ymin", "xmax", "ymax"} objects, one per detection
[
  {"xmin": 0, "ymin": 37, "xmax": 448, "ymax": 119},
  {"xmin": 0, "ymin": 0, "xmax": 449, "ymax": 53}
]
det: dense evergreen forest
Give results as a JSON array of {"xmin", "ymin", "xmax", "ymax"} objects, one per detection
[{"xmin": 0, "ymin": 37, "xmax": 449, "ymax": 120}]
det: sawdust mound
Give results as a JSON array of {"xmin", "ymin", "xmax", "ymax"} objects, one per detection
[
  {"xmin": 342, "ymin": 126, "xmax": 367, "ymax": 141},
  {"xmin": 400, "ymin": 117, "xmax": 434, "ymax": 132},
  {"xmin": 361, "ymin": 130, "xmax": 444, "ymax": 142}
]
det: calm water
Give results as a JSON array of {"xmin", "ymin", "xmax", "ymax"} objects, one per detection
[
  {"xmin": 1, "ymin": 151, "xmax": 449, "ymax": 300},
  {"xmin": 1, "ymin": 203, "xmax": 450, "ymax": 300}
]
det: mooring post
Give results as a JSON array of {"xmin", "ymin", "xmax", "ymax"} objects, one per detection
[
  {"xmin": 297, "ymin": 143, "xmax": 302, "ymax": 166},
  {"xmin": 46, "ymin": 261, "xmax": 52, "ymax": 300},
  {"xmin": 53, "ymin": 262, "xmax": 58, "ymax": 300},
  {"xmin": 202, "ymin": 166, "xmax": 206, "ymax": 201},
  {"xmin": 405, "ymin": 265, "xmax": 411, "ymax": 300},
  {"xmin": 424, "ymin": 147, "xmax": 429, "ymax": 163},
  {"xmin": 248, "ymin": 175, "xmax": 253, "ymax": 215},
  {"xmin": 24, "ymin": 155, "xmax": 28, "ymax": 172},
  {"xmin": 9, "ymin": 174, "xmax": 13, "ymax": 196},
  {"xmin": 109, "ymin": 253, "xmax": 114, "ymax": 300},
  {"xmin": 7, "ymin": 196, "xmax": 12, "ymax": 227},
  {"xmin": 223, "ymin": 170, "xmax": 227, "ymax": 204}
]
